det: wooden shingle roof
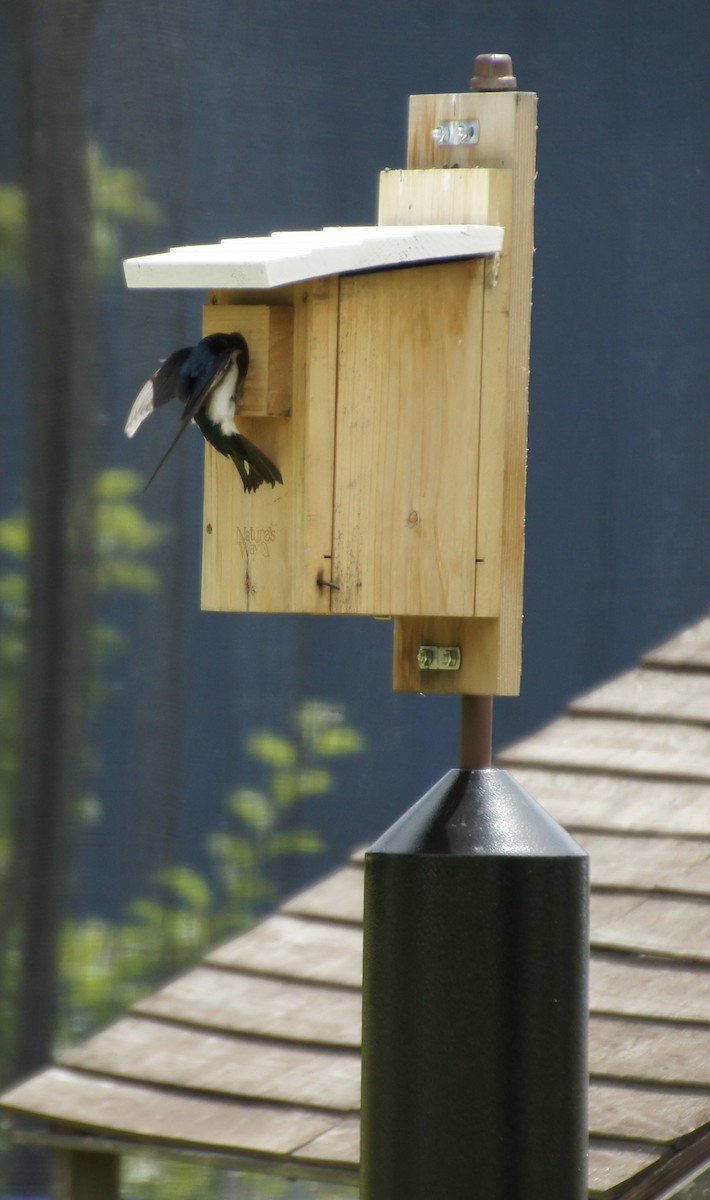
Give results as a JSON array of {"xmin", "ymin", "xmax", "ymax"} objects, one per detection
[{"xmin": 2, "ymin": 618, "xmax": 710, "ymax": 1198}]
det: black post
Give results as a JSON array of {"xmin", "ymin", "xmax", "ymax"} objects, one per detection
[{"xmin": 360, "ymin": 768, "xmax": 589, "ymax": 1199}]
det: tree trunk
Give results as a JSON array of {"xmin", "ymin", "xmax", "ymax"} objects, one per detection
[{"xmin": 7, "ymin": 0, "xmax": 98, "ymax": 1091}]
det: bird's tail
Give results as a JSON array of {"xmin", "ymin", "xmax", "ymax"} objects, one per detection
[{"xmin": 231, "ymin": 434, "xmax": 283, "ymax": 493}]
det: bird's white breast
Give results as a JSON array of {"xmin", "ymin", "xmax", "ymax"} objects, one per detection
[{"xmin": 205, "ymin": 356, "xmax": 240, "ymax": 435}]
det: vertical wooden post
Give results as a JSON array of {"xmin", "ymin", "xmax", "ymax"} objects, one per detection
[
  {"xmin": 52, "ymin": 1148, "xmax": 120, "ymax": 1200},
  {"xmin": 380, "ymin": 56, "xmax": 537, "ymax": 696}
]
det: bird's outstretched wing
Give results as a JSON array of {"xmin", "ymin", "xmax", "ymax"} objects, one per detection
[
  {"xmin": 140, "ymin": 347, "xmax": 236, "ymax": 490},
  {"xmin": 124, "ymin": 347, "xmax": 192, "ymax": 437}
]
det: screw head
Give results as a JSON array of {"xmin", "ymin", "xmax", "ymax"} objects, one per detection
[{"xmin": 417, "ymin": 646, "xmax": 434, "ymax": 669}]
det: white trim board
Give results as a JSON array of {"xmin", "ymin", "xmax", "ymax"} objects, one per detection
[{"xmin": 123, "ymin": 224, "xmax": 504, "ymax": 290}]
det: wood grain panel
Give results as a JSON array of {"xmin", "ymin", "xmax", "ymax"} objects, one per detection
[
  {"xmin": 0, "ymin": 1067, "xmax": 334, "ymax": 1155},
  {"xmin": 502, "ymin": 715, "xmax": 710, "ymax": 781},
  {"xmin": 206, "ymin": 915, "xmax": 363, "ymax": 988},
  {"xmin": 378, "ymin": 167, "xmax": 513, "ymax": 617},
  {"xmin": 577, "ymin": 832, "xmax": 710, "ymax": 896},
  {"xmin": 331, "ymin": 259, "xmax": 485, "ymax": 617},
  {"xmin": 644, "ymin": 618, "xmax": 710, "ymax": 670},
  {"xmin": 282, "ymin": 866, "xmax": 364, "ymax": 924},
  {"xmin": 201, "ymin": 278, "xmax": 339, "ymax": 613},
  {"xmin": 590, "ymin": 954, "xmax": 710, "ymax": 1024},
  {"xmin": 292, "ymin": 1115, "xmax": 361, "ymax": 1166},
  {"xmin": 134, "ymin": 967, "xmax": 361, "ymax": 1047},
  {"xmin": 587, "ymin": 1141, "xmax": 664, "ymax": 1196},
  {"xmin": 573, "ymin": 666, "xmax": 710, "ymax": 724},
  {"xmin": 589, "ymin": 1015, "xmax": 710, "ymax": 1087},
  {"xmin": 61, "ymin": 1017, "xmax": 360, "ymax": 1111},
  {"xmin": 505, "ymin": 768, "xmax": 710, "ymax": 837},
  {"xmin": 591, "ymin": 892, "xmax": 710, "ymax": 963},
  {"xmin": 589, "ymin": 1080, "xmax": 710, "ymax": 1144}
]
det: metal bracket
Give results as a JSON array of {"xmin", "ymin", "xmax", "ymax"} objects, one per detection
[
  {"xmin": 417, "ymin": 645, "xmax": 462, "ymax": 671},
  {"xmin": 431, "ymin": 119, "xmax": 480, "ymax": 147}
]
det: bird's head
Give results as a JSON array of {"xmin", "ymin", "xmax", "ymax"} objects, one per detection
[{"xmin": 201, "ymin": 331, "xmax": 249, "ymax": 377}]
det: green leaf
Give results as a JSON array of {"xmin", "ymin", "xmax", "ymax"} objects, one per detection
[
  {"xmin": 0, "ymin": 514, "xmax": 29, "ymax": 559},
  {"xmin": 230, "ymin": 788, "xmax": 275, "ymax": 833},
  {"xmin": 91, "ymin": 623, "xmax": 127, "ymax": 658},
  {"xmin": 97, "ymin": 558, "xmax": 160, "ymax": 594},
  {"xmin": 0, "ymin": 182, "xmax": 27, "ymax": 282},
  {"xmin": 88, "ymin": 144, "xmax": 161, "ymax": 226},
  {"xmin": 247, "ymin": 731, "xmax": 297, "ymax": 767},
  {"xmin": 230, "ymin": 874, "xmax": 276, "ymax": 905},
  {"xmin": 95, "ymin": 469, "xmax": 144, "ymax": 500},
  {"xmin": 313, "ymin": 725, "xmax": 365, "ymax": 756},
  {"xmin": 156, "ymin": 866, "xmax": 212, "ymax": 912},
  {"xmin": 272, "ymin": 770, "xmax": 299, "ymax": 808},
  {"xmin": 294, "ymin": 699, "xmax": 341, "ymax": 740},
  {"xmin": 265, "ymin": 829, "xmax": 325, "ymax": 856},
  {"xmin": 97, "ymin": 500, "xmax": 165, "ymax": 552},
  {"xmin": 207, "ymin": 832, "xmax": 257, "ymax": 870},
  {"xmin": 270, "ymin": 766, "xmax": 332, "ymax": 808},
  {"xmin": 76, "ymin": 793, "xmax": 103, "ymax": 828},
  {"xmin": 294, "ymin": 767, "xmax": 333, "ymax": 796},
  {"xmin": 0, "ymin": 572, "xmax": 26, "ymax": 605},
  {"xmin": 126, "ymin": 897, "xmax": 165, "ymax": 927}
]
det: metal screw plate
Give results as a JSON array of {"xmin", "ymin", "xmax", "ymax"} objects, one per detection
[
  {"xmin": 431, "ymin": 119, "xmax": 480, "ymax": 147},
  {"xmin": 417, "ymin": 645, "xmax": 462, "ymax": 671}
]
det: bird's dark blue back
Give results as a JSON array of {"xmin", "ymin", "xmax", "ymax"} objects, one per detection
[
  {"xmin": 177, "ymin": 332, "xmax": 249, "ymax": 411},
  {"xmin": 178, "ymin": 341, "xmax": 224, "ymax": 406}
]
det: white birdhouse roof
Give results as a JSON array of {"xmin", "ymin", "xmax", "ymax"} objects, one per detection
[{"xmin": 123, "ymin": 224, "xmax": 503, "ymax": 290}]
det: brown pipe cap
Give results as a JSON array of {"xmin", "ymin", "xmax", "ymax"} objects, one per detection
[{"xmin": 470, "ymin": 52, "xmax": 517, "ymax": 91}]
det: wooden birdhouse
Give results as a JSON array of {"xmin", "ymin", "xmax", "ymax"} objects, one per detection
[{"xmin": 124, "ymin": 86, "xmax": 536, "ymax": 697}]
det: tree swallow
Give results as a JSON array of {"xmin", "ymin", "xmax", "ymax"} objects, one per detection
[{"xmin": 125, "ymin": 331, "xmax": 283, "ymax": 493}]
